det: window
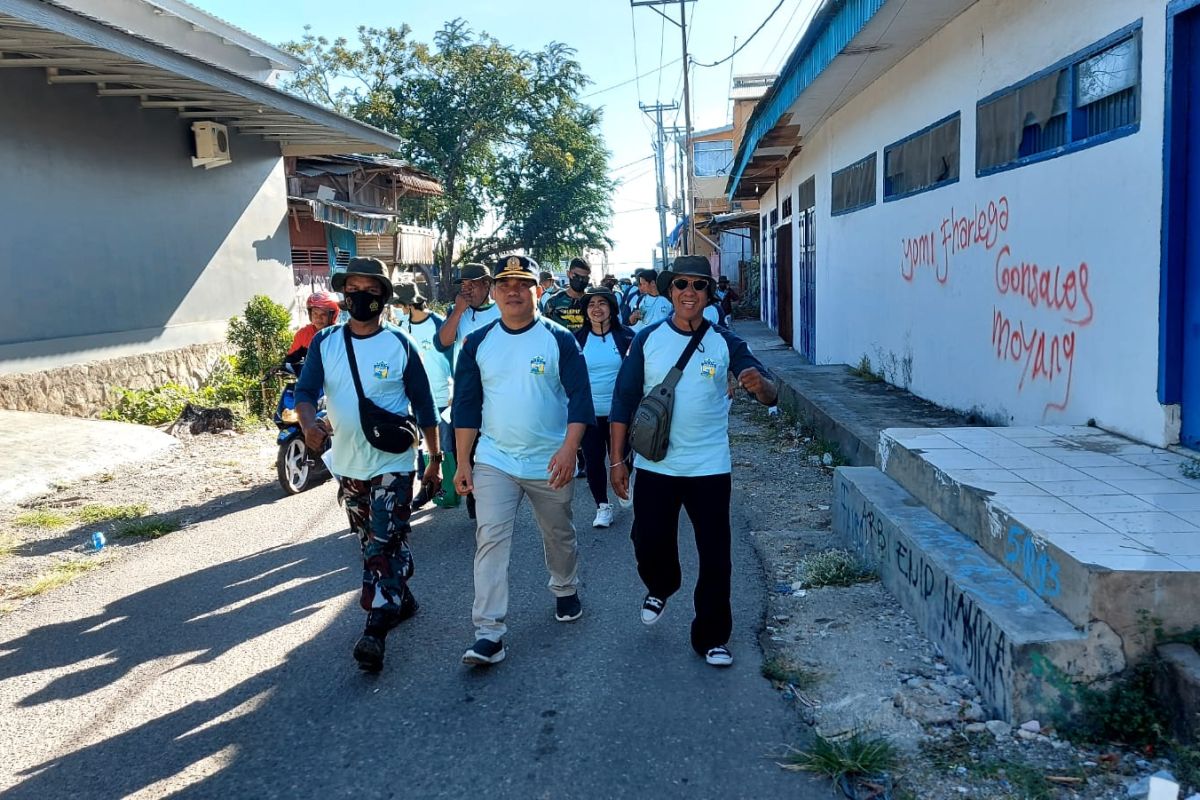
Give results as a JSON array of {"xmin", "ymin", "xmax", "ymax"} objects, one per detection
[
  {"xmin": 694, "ymin": 140, "xmax": 733, "ymax": 177},
  {"xmin": 884, "ymin": 113, "xmax": 960, "ymax": 200},
  {"xmin": 976, "ymin": 26, "xmax": 1140, "ymax": 175},
  {"xmin": 831, "ymin": 153, "xmax": 877, "ymax": 215},
  {"xmin": 781, "ymin": 195, "xmax": 793, "ymax": 220},
  {"xmin": 770, "ymin": 208, "xmax": 779, "ymax": 227}
]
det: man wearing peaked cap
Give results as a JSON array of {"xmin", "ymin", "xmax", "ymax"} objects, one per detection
[{"xmin": 451, "ymin": 252, "xmax": 596, "ymax": 667}]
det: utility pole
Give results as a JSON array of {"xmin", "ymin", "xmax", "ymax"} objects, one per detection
[
  {"xmin": 632, "ymin": 0, "xmax": 697, "ymax": 256},
  {"xmin": 641, "ymin": 101, "xmax": 677, "ymax": 270},
  {"xmin": 666, "ymin": 125, "xmax": 686, "ymax": 229}
]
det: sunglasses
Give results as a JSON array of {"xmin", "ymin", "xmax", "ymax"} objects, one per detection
[{"xmin": 671, "ymin": 278, "xmax": 710, "ymax": 292}]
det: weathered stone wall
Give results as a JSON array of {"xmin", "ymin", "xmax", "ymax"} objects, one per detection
[{"xmin": 0, "ymin": 343, "xmax": 229, "ymax": 418}]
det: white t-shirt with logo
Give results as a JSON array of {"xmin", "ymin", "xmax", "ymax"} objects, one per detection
[
  {"xmin": 581, "ymin": 332, "xmax": 622, "ymax": 417},
  {"xmin": 631, "ymin": 294, "xmax": 672, "ymax": 332},
  {"xmin": 611, "ymin": 320, "xmax": 767, "ymax": 477},
  {"xmin": 402, "ymin": 313, "xmax": 453, "ymax": 408}
]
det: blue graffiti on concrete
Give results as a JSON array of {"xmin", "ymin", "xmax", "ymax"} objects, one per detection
[{"xmin": 1004, "ymin": 525, "xmax": 1062, "ymax": 598}]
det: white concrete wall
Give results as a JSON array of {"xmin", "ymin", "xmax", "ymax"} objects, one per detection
[{"xmin": 771, "ymin": 0, "xmax": 1168, "ymax": 444}]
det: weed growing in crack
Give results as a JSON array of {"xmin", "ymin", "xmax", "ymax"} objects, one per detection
[
  {"xmin": 782, "ymin": 731, "xmax": 897, "ymax": 785},
  {"xmin": 77, "ymin": 503, "xmax": 149, "ymax": 524},
  {"xmin": 1181, "ymin": 459, "xmax": 1200, "ymax": 481},
  {"xmin": 117, "ymin": 518, "xmax": 182, "ymax": 540},
  {"xmin": 798, "ymin": 548, "xmax": 874, "ymax": 588},
  {"xmin": 761, "ymin": 655, "xmax": 821, "ymax": 689},
  {"xmin": 13, "ymin": 558, "xmax": 105, "ymax": 598}
]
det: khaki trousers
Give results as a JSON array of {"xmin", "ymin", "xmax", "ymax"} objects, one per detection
[{"xmin": 471, "ymin": 462, "xmax": 579, "ymax": 641}]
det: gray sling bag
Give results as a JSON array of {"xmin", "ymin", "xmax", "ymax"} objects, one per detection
[{"xmin": 628, "ymin": 321, "xmax": 709, "ymax": 462}]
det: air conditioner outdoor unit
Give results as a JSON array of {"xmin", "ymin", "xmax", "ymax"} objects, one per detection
[{"xmin": 191, "ymin": 121, "xmax": 231, "ymax": 169}]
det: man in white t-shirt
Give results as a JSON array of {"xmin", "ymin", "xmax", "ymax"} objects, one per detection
[
  {"xmin": 452, "ymin": 255, "xmax": 595, "ymax": 667},
  {"xmin": 296, "ymin": 257, "xmax": 441, "ymax": 673},
  {"xmin": 628, "ymin": 269, "xmax": 672, "ymax": 332},
  {"xmin": 609, "ymin": 255, "xmax": 777, "ymax": 669}
]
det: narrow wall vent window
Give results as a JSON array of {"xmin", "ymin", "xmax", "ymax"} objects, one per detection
[
  {"xmin": 976, "ymin": 27, "xmax": 1140, "ymax": 175},
  {"xmin": 884, "ymin": 113, "xmax": 960, "ymax": 199},
  {"xmin": 831, "ymin": 153, "xmax": 877, "ymax": 215}
]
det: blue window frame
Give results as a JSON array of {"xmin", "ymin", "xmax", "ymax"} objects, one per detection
[
  {"xmin": 976, "ymin": 21, "xmax": 1142, "ymax": 177},
  {"xmin": 831, "ymin": 153, "xmax": 877, "ymax": 216},
  {"xmin": 884, "ymin": 113, "xmax": 961, "ymax": 201}
]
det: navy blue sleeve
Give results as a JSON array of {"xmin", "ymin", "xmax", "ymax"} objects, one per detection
[
  {"xmin": 551, "ymin": 322, "xmax": 596, "ymax": 426},
  {"xmin": 451, "ymin": 327, "xmax": 487, "ymax": 429},
  {"xmin": 430, "ymin": 313, "xmax": 454, "ymax": 369},
  {"xmin": 610, "ymin": 327, "xmax": 650, "ymax": 425},
  {"xmin": 719, "ymin": 328, "xmax": 769, "ymax": 378},
  {"xmin": 295, "ymin": 325, "xmax": 333, "ymax": 406},
  {"xmin": 395, "ymin": 331, "xmax": 438, "ymax": 429}
]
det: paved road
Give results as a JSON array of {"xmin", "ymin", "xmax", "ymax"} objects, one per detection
[{"xmin": 0, "ymin": 470, "xmax": 824, "ymax": 799}]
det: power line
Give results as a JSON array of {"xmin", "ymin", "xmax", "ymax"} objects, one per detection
[
  {"xmin": 629, "ymin": 6, "xmax": 644, "ymax": 103},
  {"xmin": 761, "ymin": 0, "xmax": 805, "ymax": 71},
  {"xmin": 656, "ymin": 14, "xmax": 667, "ymax": 99},
  {"xmin": 692, "ymin": 0, "xmax": 787, "ymax": 68},
  {"xmin": 582, "ymin": 57, "xmax": 683, "ymax": 99},
  {"xmin": 610, "ymin": 154, "xmax": 656, "ymax": 172}
]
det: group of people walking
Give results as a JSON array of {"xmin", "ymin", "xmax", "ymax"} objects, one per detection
[{"xmin": 293, "ymin": 252, "xmax": 776, "ymax": 673}]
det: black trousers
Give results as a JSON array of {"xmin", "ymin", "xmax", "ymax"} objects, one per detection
[
  {"xmin": 630, "ymin": 469, "xmax": 732, "ymax": 654},
  {"xmin": 581, "ymin": 416, "xmax": 612, "ymax": 506}
]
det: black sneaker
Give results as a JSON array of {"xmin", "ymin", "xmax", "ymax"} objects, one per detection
[
  {"xmin": 353, "ymin": 634, "xmax": 385, "ymax": 672},
  {"xmin": 398, "ymin": 588, "xmax": 420, "ymax": 621},
  {"xmin": 640, "ymin": 594, "xmax": 666, "ymax": 626},
  {"xmin": 555, "ymin": 593, "xmax": 583, "ymax": 622},
  {"xmin": 462, "ymin": 638, "xmax": 506, "ymax": 666},
  {"xmin": 411, "ymin": 487, "xmax": 432, "ymax": 510}
]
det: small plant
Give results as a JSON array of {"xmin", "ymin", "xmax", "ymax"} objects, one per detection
[
  {"xmin": 782, "ymin": 731, "xmax": 898, "ymax": 785},
  {"xmin": 1181, "ymin": 459, "xmax": 1200, "ymax": 481},
  {"xmin": 227, "ymin": 295, "xmax": 293, "ymax": 418},
  {"xmin": 761, "ymin": 655, "xmax": 821, "ymax": 689},
  {"xmin": 116, "ymin": 518, "xmax": 182, "ymax": 540},
  {"xmin": 13, "ymin": 558, "xmax": 104, "ymax": 598},
  {"xmin": 849, "ymin": 354, "xmax": 883, "ymax": 383},
  {"xmin": 13, "ymin": 509, "xmax": 72, "ymax": 529},
  {"xmin": 101, "ymin": 382, "xmax": 197, "ymax": 426},
  {"xmin": 798, "ymin": 548, "xmax": 874, "ymax": 588},
  {"xmin": 0, "ymin": 532, "xmax": 18, "ymax": 559},
  {"xmin": 1060, "ymin": 658, "xmax": 1167, "ymax": 747},
  {"xmin": 76, "ymin": 503, "xmax": 148, "ymax": 524}
]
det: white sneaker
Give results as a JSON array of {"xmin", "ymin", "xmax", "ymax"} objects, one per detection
[
  {"xmin": 592, "ymin": 503, "xmax": 614, "ymax": 528},
  {"xmin": 705, "ymin": 646, "xmax": 734, "ymax": 667}
]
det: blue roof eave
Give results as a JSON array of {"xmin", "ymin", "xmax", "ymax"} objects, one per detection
[{"xmin": 726, "ymin": 0, "xmax": 888, "ymax": 200}]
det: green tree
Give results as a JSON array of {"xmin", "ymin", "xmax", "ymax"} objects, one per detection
[
  {"xmin": 227, "ymin": 295, "xmax": 293, "ymax": 417},
  {"xmin": 282, "ymin": 22, "xmax": 613, "ymax": 296}
]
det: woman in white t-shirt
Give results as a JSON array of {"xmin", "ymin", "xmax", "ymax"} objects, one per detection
[{"xmin": 573, "ymin": 287, "xmax": 636, "ymax": 530}]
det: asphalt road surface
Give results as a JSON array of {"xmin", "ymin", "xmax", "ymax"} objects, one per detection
[{"xmin": 0, "ymin": 470, "xmax": 824, "ymax": 799}]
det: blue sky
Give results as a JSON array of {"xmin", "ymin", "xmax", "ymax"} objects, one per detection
[{"xmin": 191, "ymin": 0, "xmax": 819, "ymax": 274}]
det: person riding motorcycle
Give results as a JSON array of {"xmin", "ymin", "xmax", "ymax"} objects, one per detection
[{"xmin": 287, "ymin": 292, "xmax": 341, "ymax": 364}]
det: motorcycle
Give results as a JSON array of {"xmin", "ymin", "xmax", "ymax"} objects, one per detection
[{"xmin": 270, "ymin": 362, "xmax": 332, "ymax": 495}]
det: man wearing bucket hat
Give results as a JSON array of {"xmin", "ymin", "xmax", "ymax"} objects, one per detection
[
  {"xmin": 436, "ymin": 263, "xmax": 500, "ymax": 359},
  {"xmin": 452, "ymin": 254, "xmax": 595, "ymax": 666},
  {"xmin": 608, "ymin": 254, "xmax": 777, "ymax": 668},
  {"xmin": 392, "ymin": 281, "xmax": 455, "ymax": 510},
  {"xmin": 296, "ymin": 257, "xmax": 442, "ymax": 672}
]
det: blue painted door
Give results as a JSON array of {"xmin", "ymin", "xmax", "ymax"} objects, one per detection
[
  {"xmin": 796, "ymin": 177, "xmax": 817, "ymax": 362},
  {"xmin": 1179, "ymin": 9, "xmax": 1200, "ymax": 447}
]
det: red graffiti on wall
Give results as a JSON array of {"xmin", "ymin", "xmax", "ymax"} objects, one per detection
[
  {"xmin": 900, "ymin": 197, "xmax": 1010, "ymax": 283},
  {"xmin": 994, "ymin": 247, "xmax": 1094, "ymax": 325},
  {"xmin": 991, "ymin": 311, "xmax": 1079, "ymax": 412}
]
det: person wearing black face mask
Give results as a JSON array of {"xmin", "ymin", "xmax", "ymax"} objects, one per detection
[
  {"xmin": 295, "ymin": 257, "xmax": 442, "ymax": 673},
  {"xmin": 542, "ymin": 256, "xmax": 591, "ymax": 331}
]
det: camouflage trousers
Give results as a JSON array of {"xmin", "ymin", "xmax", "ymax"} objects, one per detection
[{"xmin": 339, "ymin": 472, "xmax": 415, "ymax": 615}]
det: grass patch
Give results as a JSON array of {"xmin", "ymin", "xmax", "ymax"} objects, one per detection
[
  {"xmin": 849, "ymin": 354, "xmax": 884, "ymax": 383},
  {"xmin": 97, "ymin": 472, "xmax": 115, "ymax": 483},
  {"xmin": 798, "ymin": 548, "xmax": 875, "ymax": 588},
  {"xmin": 782, "ymin": 732, "xmax": 898, "ymax": 785},
  {"xmin": 116, "ymin": 518, "xmax": 182, "ymax": 540},
  {"xmin": 13, "ymin": 509, "xmax": 72, "ymax": 528},
  {"xmin": 77, "ymin": 503, "xmax": 149, "ymax": 524},
  {"xmin": 762, "ymin": 655, "xmax": 821, "ymax": 689},
  {"xmin": 13, "ymin": 558, "xmax": 104, "ymax": 598},
  {"xmin": 0, "ymin": 532, "xmax": 18, "ymax": 559},
  {"xmin": 1182, "ymin": 459, "xmax": 1200, "ymax": 481}
]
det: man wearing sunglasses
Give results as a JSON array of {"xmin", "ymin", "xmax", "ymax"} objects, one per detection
[{"xmin": 609, "ymin": 255, "xmax": 777, "ymax": 669}]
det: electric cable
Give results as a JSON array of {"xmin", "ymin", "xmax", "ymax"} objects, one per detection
[
  {"xmin": 693, "ymin": 0, "xmax": 787, "ymax": 68},
  {"xmin": 582, "ymin": 58, "xmax": 683, "ymax": 99}
]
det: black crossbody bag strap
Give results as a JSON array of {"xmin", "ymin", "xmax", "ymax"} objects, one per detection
[
  {"xmin": 343, "ymin": 325, "xmax": 370, "ymax": 403},
  {"xmin": 661, "ymin": 320, "xmax": 709, "ymax": 390}
]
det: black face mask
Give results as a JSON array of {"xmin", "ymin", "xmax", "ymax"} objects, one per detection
[
  {"xmin": 569, "ymin": 275, "xmax": 589, "ymax": 292},
  {"xmin": 345, "ymin": 291, "xmax": 384, "ymax": 322}
]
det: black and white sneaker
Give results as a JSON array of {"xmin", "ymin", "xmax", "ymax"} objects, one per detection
[
  {"xmin": 555, "ymin": 593, "xmax": 583, "ymax": 622},
  {"xmin": 640, "ymin": 595, "xmax": 666, "ymax": 626},
  {"xmin": 705, "ymin": 646, "xmax": 734, "ymax": 667},
  {"xmin": 462, "ymin": 638, "xmax": 506, "ymax": 666},
  {"xmin": 353, "ymin": 634, "xmax": 385, "ymax": 672}
]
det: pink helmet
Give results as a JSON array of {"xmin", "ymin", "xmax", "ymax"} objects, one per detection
[{"xmin": 306, "ymin": 292, "xmax": 340, "ymax": 316}]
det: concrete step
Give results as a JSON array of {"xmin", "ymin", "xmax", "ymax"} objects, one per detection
[
  {"xmin": 876, "ymin": 427, "xmax": 1200, "ymax": 659},
  {"xmin": 834, "ymin": 467, "xmax": 1125, "ymax": 723}
]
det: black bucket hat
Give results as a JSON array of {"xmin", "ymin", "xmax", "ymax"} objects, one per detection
[
  {"xmin": 454, "ymin": 263, "xmax": 492, "ymax": 284},
  {"xmin": 332, "ymin": 257, "xmax": 393, "ymax": 296},
  {"xmin": 657, "ymin": 255, "xmax": 714, "ymax": 297},
  {"xmin": 581, "ymin": 285, "xmax": 620, "ymax": 321},
  {"xmin": 392, "ymin": 281, "xmax": 425, "ymax": 306}
]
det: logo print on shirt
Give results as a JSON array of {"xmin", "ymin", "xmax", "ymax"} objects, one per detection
[
  {"xmin": 529, "ymin": 355, "xmax": 547, "ymax": 375},
  {"xmin": 373, "ymin": 361, "xmax": 390, "ymax": 380},
  {"xmin": 699, "ymin": 359, "xmax": 718, "ymax": 379}
]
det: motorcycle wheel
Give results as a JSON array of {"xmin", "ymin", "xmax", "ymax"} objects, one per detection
[{"xmin": 277, "ymin": 435, "xmax": 314, "ymax": 495}]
